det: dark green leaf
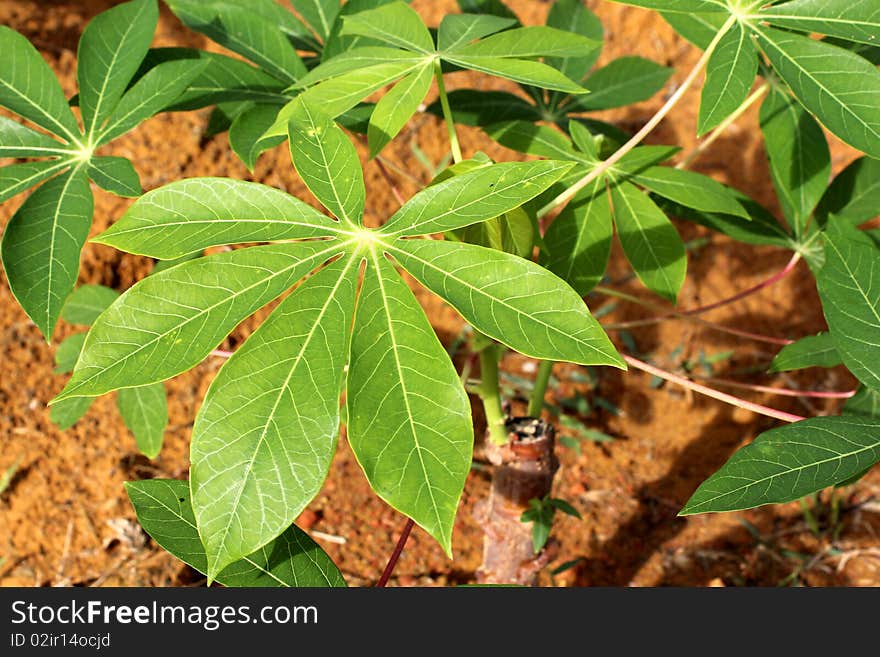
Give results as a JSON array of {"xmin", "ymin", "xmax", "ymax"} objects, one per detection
[
  {"xmin": 427, "ymin": 90, "xmax": 539, "ymax": 128},
  {"xmin": 572, "ymin": 56, "xmax": 672, "ymax": 111},
  {"xmin": 661, "ymin": 11, "xmax": 728, "ymax": 49},
  {"xmin": 448, "ymin": 26, "xmax": 599, "ymax": 59},
  {"xmin": 0, "ymin": 160, "xmax": 71, "ymax": 204},
  {"xmin": 297, "ymin": 0, "xmax": 342, "ymax": 42},
  {"xmin": 443, "ymin": 54, "xmax": 588, "ymax": 94},
  {"xmin": 341, "ymin": 2, "xmax": 434, "ymax": 53},
  {"xmin": 486, "ymin": 121, "xmax": 582, "ymax": 161},
  {"xmin": 546, "ymin": 0, "xmax": 604, "ymax": 84},
  {"xmin": 698, "ymin": 22, "xmax": 758, "ymax": 135},
  {"xmin": 631, "ymin": 166, "xmax": 750, "ymax": 219},
  {"xmin": 61, "ymin": 284, "xmax": 119, "ymax": 326},
  {"xmin": 0, "ymin": 116, "xmax": 66, "ymax": 158},
  {"xmin": 815, "ymin": 157, "xmax": 880, "ymax": 227},
  {"xmin": 367, "ymin": 62, "xmax": 433, "ymax": 157},
  {"xmin": 770, "ymin": 333, "xmax": 842, "ymax": 372},
  {"xmin": 54, "ymin": 332, "xmax": 87, "ymax": 374},
  {"xmin": 117, "ymin": 383, "xmax": 167, "ymax": 459},
  {"xmin": 229, "ymin": 104, "xmax": 285, "ymax": 171},
  {"xmin": 50, "ymin": 396, "xmax": 94, "ymax": 430},
  {"xmin": 87, "ymin": 156, "xmax": 141, "ymax": 197},
  {"xmin": 844, "ymin": 386, "xmax": 880, "ymax": 419}
]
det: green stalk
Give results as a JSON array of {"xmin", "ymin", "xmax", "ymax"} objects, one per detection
[
  {"xmin": 527, "ymin": 360, "xmax": 554, "ymax": 418},
  {"xmin": 479, "ymin": 343, "xmax": 508, "ymax": 446},
  {"xmin": 434, "ymin": 59, "xmax": 463, "ymax": 164}
]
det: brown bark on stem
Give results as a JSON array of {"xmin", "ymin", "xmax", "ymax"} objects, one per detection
[{"xmin": 475, "ymin": 417, "xmax": 560, "ymax": 585}]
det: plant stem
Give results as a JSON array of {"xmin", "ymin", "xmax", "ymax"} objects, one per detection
[
  {"xmin": 434, "ymin": 60, "xmax": 463, "ymax": 164},
  {"xmin": 376, "ymin": 518, "xmax": 415, "ymax": 587},
  {"xmin": 538, "ymin": 15, "xmax": 736, "ymax": 219},
  {"xmin": 690, "ymin": 376, "xmax": 856, "ymax": 399},
  {"xmin": 676, "ymin": 82, "xmax": 770, "ymax": 170},
  {"xmin": 528, "ymin": 360, "xmax": 554, "ymax": 418},
  {"xmin": 479, "ymin": 343, "xmax": 508, "ymax": 445},
  {"xmin": 622, "ymin": 354, "xmax": 806, "ymax": 423}
]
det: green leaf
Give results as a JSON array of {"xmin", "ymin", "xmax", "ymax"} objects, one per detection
[
  {"xmin": 341, "ymin": 2, "xmax": 434, "ymax": 53},
  {"xmin": 0, "ymin": 160, "xmax": 71, "ymax": 204},
  {"xmin": 572, "ymin": 56, "xmax": 672, "ymax": 111},
  {"xmin": 0, "ymin": 116, "xmax": 66, "ymax": 158},
  {"xmin": 607, "ymin": 0, "xmax": 727, "ymax": 12},
  {"xmin": 229, "ymin": 104, "xmax": 285, "ymax": 171},
  {"xmin": 698, "ymin": 22, "xmax": 758, "ymax": 135},
  {"xmin": 367, "ymin": 63, "xmax": 433, "ymax": 157},
  {"xmin": 547, "ymin": 497, "xmax": 581, "ymax": 518},
  {"xmin": 389, "ymin": 239, "xmax": 624, "ymax": 367},
  {"xmin": 61, "ymin": 284, "xmax": 119, "ymax": 325},
  {"xmin": 428, "ymin": 90, "xmax": 540, "ymax": 127},
  {"xmin": 437, "ymin": 14, "xmax": 516, "ymax": 52},
  {"xmin": 94, "ymin": 178, "xmax": 341, "ymax": 259},
  {"xmin": 759, "ymin": 88, "xmax": 830, "ymax": 236},
  {"xmin": 815, "ymin": 157, "xmax": 880, "ymax": 227},
  {"xmin": 117, "ymin": 383, "xmax": 167, "ymax": 459},
  {"xmin": 541, "ymin": 178, "xmax": 613, "ymax": 295},
  {"xmin": 347, "ymin": 252, "xmax": 473, "ymax": 555},
  {"xmin": 54, "ymin": 240, "xmax": 343, "ymax": 400},
  {"xmin": 297, "ymin": 0, "xmax": 342, "ymax": 42},
  {"xmin": 77, "ymin": 0, "xmax": 158, "ymax": 136},
  {"xmin": 661, "ymin": 11, "xmax": 728, "ymax": 49},
  {"xmin": 50, "ymin": 396, "xmax": 94, "ymax": 430},
  {"xmin": 546, "ymin": 0, "xmax": 604, "ymax": 84},
  {"xmin": 322, "ymin": 0, "xmax": 411, "ymax": 61},
  {"xmin": 444, "ymin": 54, "xmax": 588, "ymax": 94},
  {"xmin": 457, "ymin": 0, "xmax": 518, "ymax": 21},
  {"xmin": 87, "ymin": 156, "xmax": 141, "ymax": 198},
  {"xmin": 611, "ymin": 145, "xmax": 680, "ymax": 175},
  {"xmin": 191, "ymin": 255, "xmax": 358, "ymax": 578},
  {"xmin": 98, "ymin": 59, "xmax": 209, "ymax": 144},
  {"xmin": 289, "ymin": 102, "xmax": 365, "ymax": 226},
  {"xmin": 680, "ymin": 416, "xmax": 880, "ymax": 515},
  {"xmin": 163, "ymin": 1, "xmax": 305, "ymax": 84},
  {"xmin": 609, "ymin": 180, "xmax": 686, "ymax": 303},
  {"xmin": 770, "ymin": 333, "xmax": 842, "ymax": 372},
  {"xmin": 568, "ymin": 118, "xmax": 599, "ymax": 160},
  {"xmin": 382, "ymin": 160, "xmax": 574, "ymax": 236},
  {"xmin": 54, "ymin": 332, "xmax": 87, "ymax": 374},
  {"xmin": 0, "ymin": 26, "xmax": 81, "ymax": 141},
  {"xmin": 631, "ymin": 166, "xmax": 751, "ymax": 219},
  {"xmin": 126, "ymin": 479, "xmax": 345, "ymax": 587},
  {"xmin": 455, "ymin": 206, "xmax": 534, "ymax": 259},
  {"xmin": 817, "ymin": 225, "xmax": 880, "ymax": 391},
  {"xmin": 760, "ymin": 0, "xmax": 880, "ymax": 47},
  {"xmin": 1, "ymin": 168, "xmax": 93, "ymax": 340},
  {"xmin": 448, "ymin": 26, "xmax": 600, "ymax": 59},
  {"xmin": 754, "ymin": 27, "xmax": 880, "ymax": 159},
  {"xmin": 296, "ymin": 47, "xmax": 425, "ymax": 88},
  {"xmin": 486, "ymin": 121, "xmax": 581, "ymax": 161},
  {"xmin": 844, "ymin": 387, "xmax": 880, "ymax": 419}
]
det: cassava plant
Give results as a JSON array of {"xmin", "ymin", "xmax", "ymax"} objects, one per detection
[{"xmin": 1, "ymin": 0, "xmax": 878, "ymax": 587}]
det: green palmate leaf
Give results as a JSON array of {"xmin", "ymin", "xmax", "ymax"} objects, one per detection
[
  {"xmin": 680, "ymin": 416, "xmax": 880, "ymax": 515},
  {"xmin": 0, "ymin": 160, "xmax": 71, "ymax": 204},
  {"xmin": 382, "ymin": 160, "xmax": 574, "ymax": 236},
  {"xmin": 368, "ymin": 63, "xmax": 433, "ymax": 157},
  {"xmin": 448, "ymin": 26, "xmax": 600, "ymax": 59},
  {"xmin": 443, "ymin": 55, "xmax": 587, "ymax": 94},
  {"xmin": 0, "ymin": 117, "xmax": 67, "ymax": 158},
  {"xmin": 754, "ymin": 27, "xmax": 880, "ymax": 159},
  {"xmin": 437, "ymin": 14, "xmax": 516, "ymax": 52},
  {"xmin": 630, "ymin": 166, "xmax": 751, "ymax": 219},
  {"xmin": 94, "ymin": 178, "xmax": 341, "ymax": 259},
  {"xmin": 87, "ymin": 156, "xmax": 142, "ymax": 197},
  {"xmin": 289, "ymin": 102, "xmax": 365, "ymax": 226},
  {"xmin": 608, "ymin": 0, "xmax": 727, "ymax": 12},
  {"xmin": 77, "ymin": 0, "xmax": 158, "ymax": 136},
  {"xmin": 297, "ymin": 0, "xmax": 342, "ymax": 42},
  {"xmin": 817, "ymin": 225, "xmax": 880, "ymax": 391},
  {"xmin": 53, "ymin": 240, "xmax": 343, "ymax": 400},
  {"xmin": 769, "ymin": 333, "xmax": 842, "ymax": 372},
  {"xmin": 815, "ymin": 157, "xmax": 880, "ymax": 227},
  {"xmin": 296, "ymin": 47, "xmax": 425, "ymax": 87},
  {"xmin": 191, "ymin": 255, "xmax": 358, "ymax": 579},
  {"xmin": 98, "ymin": 60, "xmax": 209, "ymax": 144},
  {"xmin": 486, "ymin": 121, "xmax": 582, "ymax": 161},
  {"xmin": 322, "ymin": 0, "xmax": 412, "ymax": 60},
  {"xmin": 1, "ymin": 169, "xmax": 93, "ymax": 340},
  {"xmin": 759, "ymin": 88, "xmax": 830, "ymax": 236},
  {"xmin": 54, "ymin": 332, "xmax": 87, "ymax": 374},
  {"xmin": 389, "ymin": 239, "xmax": 624, "ymax": 367},
  {"xmin": 609, "ymin": 180, "xmax": 686, "ymax": 303},
  {"xmin": 126, "ymin": 479, "xmax": 345, "ymax": 587},
  {"xmin": 341, "ymin": 2, "xmax": 434, "ymax": 53},
  {"xmin": 164, "ymin": 0, "xmax": 305, "ymax": 84},
  {"xmin": 61, "ymin": 284, "xmax": 119, "ymax": 325},
  {"xmin": 612, "ymin": 145, "xmax": 680, "ymax": 175},
  {"xmin": 117, "ymin": 383, "xmax": 167, "ymax": 459},
  {"xmin": 546, "ymin": 0, "xmax": 603, "ymax": 84},
  {"xmin": 661, "ymin": 11, "xmax": 728, "ymax": 49},
  {"xmin": 698, "ymin": 22, "xmax": 757, "ymax": 136},
  {"xmin": 229, "ymin": 104, "xmax": 285, "ymax": 171},
  {"xmin": 347, "ymin": 252, "xmax": 473, "ymax": 555},
  {"xmin": 456, "ymin": 206, "xmax": 534, "ymax": 259},
  {"xmin": 844, "ymin": 387, "xmax": 880, "ymax": 419},
  {"xmin": 0, "ymin": 26, "xmax": 81, "ymax": 141},
  {"xmin": 759, "ymin": 0, "xmax": 880, "ymax": 48},
  {"xmin": 571, "ymin": 56, "xmax": 673, "ymax": 111},
  {"xmin": 50, "ymin": 396, "xmax": 94, "ymax": 430},
  {"xmin": 429, "ymin": 90, "xmax": 539, "ymax": 127},
  {"xmin": 541, "ymin": 178, "xmax": 612, "ymax": 296},
  {"xmin": 568, "ymin": 121, "xmax": 599, "ymax": 160}
]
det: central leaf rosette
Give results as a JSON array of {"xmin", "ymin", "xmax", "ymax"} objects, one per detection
[{"xmin": 53, "ymin": 101, "xmax": 624, "ymax": 580}]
